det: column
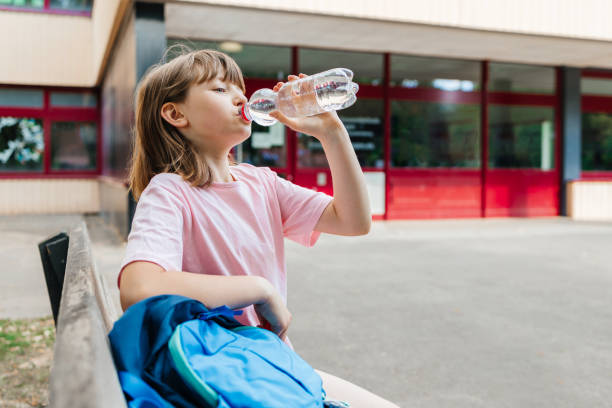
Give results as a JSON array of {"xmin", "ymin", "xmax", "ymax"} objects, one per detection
[
  {"xmin": 560, "ymin": 67, "xmax": 581, "ymax": 215},
  {"xmin": 128, "ymin": 2, "xmax": 167, "ymax": 233}
]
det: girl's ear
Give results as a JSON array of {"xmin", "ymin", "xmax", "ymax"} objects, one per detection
[{"xmin": 161, "ymin": 102, "xmax": 188, "ymax": 128}]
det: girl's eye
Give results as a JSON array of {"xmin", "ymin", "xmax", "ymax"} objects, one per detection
[{"xmin": 214, "ymin": 88, "xmax": 226, "ymax": 93}]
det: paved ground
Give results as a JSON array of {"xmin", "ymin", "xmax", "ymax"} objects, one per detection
[
  {"xmin": 0, "ymin": 214, "xmax": 124, "ymax": 320},
  {"xmin": 1, "ymin": 215, "xmax": 611, "ymax": 407}
]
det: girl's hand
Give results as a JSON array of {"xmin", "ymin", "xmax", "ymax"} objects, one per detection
[
  {"xmin": 253, "ymin": 280, "xmax": 292, "ymax": 340},
  {"xmin": 269, "ymin": 74, "xmax": 345, "ymax": 142}
]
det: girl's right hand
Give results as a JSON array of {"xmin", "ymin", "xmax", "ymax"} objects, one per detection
[
  {"xmin": 253, "ymin": 279, "xmax": 292, "ymax": 340},
  {"xmin": 270, "ymin": 74, "xmax": 345, "ymax": 142}
]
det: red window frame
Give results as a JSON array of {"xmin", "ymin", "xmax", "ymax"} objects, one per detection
[
  {"xmin": 0, "ymin": 0, "xmax": 92, "ymax": 16},
  {"xmin": 483, "ymin": 65, "xmax": 561, "ymax": 217},
  {"xmin": 288, "ymin": 50, "xmax": 386, "ymax": 211},
  {"xmin": 387, "ymin": 57, "xmax": 483, "ymax": 219},
  {"xmin": 242, "ymin": 47, "xmax": 299, "ymax": 182},
  {"xmin": 292, "ymin": 86, "xmax": 385, "ymax": 200},
  {"xmin": 233, "ymin": 43, "xmax": 603, "ymax": 218},
  {"xmin": 385, "ymin": 60, "xmax": 561, "ymax": 218},
  {"xmin": 0, "ymin": 85, "xmax": 101, "ymax": 178},
  {"xmin": 580, "ymin": 69, "xmax": 612, "ymax": 180},
  {"xmin": 243, "ymin": 48, "xmax": 387, "ymax": 188}
]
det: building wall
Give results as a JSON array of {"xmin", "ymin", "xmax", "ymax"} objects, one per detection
[
  {"xmin": 0, "ymin": 179, "xmax": 99, "ymax": 214},
  {"xmin": 567, "ymin": 181, "xmax": 612, "ymax": 221},
  {"xmin": 1, "ymin": 1, "xmax": 611, "ymax": 224},
  {"xmin": 172, "ymin": 0, "xmax": 612, "ymax": 42},
  {"xmin": 0, "ymin": 1, "xmax": 128, "ymax": 87},
  {"xmin": 99, "ymin": 10, "xmax": 136, "ymax": 237},
  {"xmin": 92, "ymin": 0, "xmax": 132, "ymax": 84},
  {"xmin": 2, "ymin": 1, "xmax": 612, "ymax": 86},
  {"xmin": 0, "ymin": 12, "xmax": 92, "ymax": 86},
  {"xmin": 102, "ymin": 11, "xmax": 135, "ymax": 180},
  {"xmin": 165, "ymin": 3, "xmax": 612, "ymax": 69},
  {"xmin": 99, "ymin": 176, "xmax": 130, "ymax": 238}
]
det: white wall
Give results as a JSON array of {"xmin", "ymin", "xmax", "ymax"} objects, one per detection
[
  {"xmin": 3, "ymin": 0, "xmax": 612, "ymax": 87},
  {"xmin": 0, "ymin": 12, "xmax": 92, "ymax": 86},
  {"xmin": 567, "ymin": 181, "xmax": 612, "ymax": 221},
  {"xmin": 166, "ymin": 2, "xmax": 612, "ymax": 69},
  {"xmin": 0, "ymin": 0, "xmax": 129, "ymax": 87},
  {"xmin": 173, "ymin": 0, "xmax": 612, "ymax": 42},
  {"xmin": 0, "ymin": 179, "xmax": 100, "ymax": 214}
]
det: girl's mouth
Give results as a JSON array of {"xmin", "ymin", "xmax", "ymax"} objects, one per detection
[{"xmin": 238, "ymin": 107, "xmax": 252, "ymax": 123}]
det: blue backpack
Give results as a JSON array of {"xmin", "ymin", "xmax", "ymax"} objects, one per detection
[{"xmin": 108, "ymin": 295, "xmax": 325, "ymax": 408}]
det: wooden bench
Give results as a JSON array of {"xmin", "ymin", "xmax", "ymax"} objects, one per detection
[{"xmin": 43, "ymin": 221, "xmax": 127, "ymax": 407}]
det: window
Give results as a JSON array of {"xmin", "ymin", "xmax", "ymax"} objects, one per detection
[
  {"xmin": 239, "ymin": 121, "xmax": 286, "ymax": 167},
  {"xmin": 391, "ymin": 102, "xmax": 480, "ymax": 168},
  {"xmin": 486, "ymin": 63, "xmax": 556, "ymax": 169},
  {"xmin": 391, "ymin": 55, "xmax": 480, "ymax": 91},
  {"xmin": 0, "ymin": 87, "xmax": 98, "ymax": 174},
  {"xmin": 296, "ymin": 48, "xmax": 384, "ymax": 168},
  {"xmin": 0, "ymin": 88, "xmax": 43, "ymax": 108},
  {"xmin": 581, "ymin": 77, "xmax": 612, "ymax": 97},
  {"xmin": 51, "ymin": 91, "xmax": 97, "ymax": 108},
  {"xmin": 298, "ymin": 99, "xmax": 384, "ymax": 169},
  {"xmin": 389, "ymin": 54, "xmax": 481, "ymax": 169},
  {"xmin": 0, "ymin": 0, "xmax": 43, "ymax": 8},
  {"xmin": 581, "ymin": 75, "xmax": 612, "ymax": 171},
  {"xmin": 167, "ymin": 39, "xmax": 291, "ymax": 80},
  {"xmin": 489, "ymin": 106, "xmax": 555, "ymax": 169},
  {"xmin": 50, "ymin": 0, "xmax": 92, "ymax": 11},
  {"xmin": 339, "ymin": 99, "xmax": 384, "ymax": 168},
  {"xmin": 0, "ymin": 117, "xmax": 44, "ymax": 172},
  {"xmin": 582, "ymin": 113, "xmax": 612, "ymax": 171},
  {"xmin": 489, "ymin": 63, "xmax": 555, "ymax": 94},
  {"xmin": 51, "ymin": 122, "xmax": 97, "ymax": 170},
  {"xmin": 299, "ymin": 48, "xmax": 382, "ymax": 85},
  {"xmin": 0, "ymin": 0, "xmax": 91, "ymax": 12},
  {"xmin": 0, "ymin": 89, "xmax": 45, "ymax": 172}
]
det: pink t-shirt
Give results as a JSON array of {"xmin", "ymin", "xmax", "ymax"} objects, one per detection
[{"xmin": 119, "ymin": 163, "xmax": 332, "ymax": 329}]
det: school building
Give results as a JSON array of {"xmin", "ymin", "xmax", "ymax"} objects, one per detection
[{"xmin": 1, "ymin": 0, "xmax": 611, "ymax": 238}]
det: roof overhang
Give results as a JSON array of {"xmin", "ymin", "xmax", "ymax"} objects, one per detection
[{"xmin": 165, "ymin": 2, "xmax": 612, "ymax": 69}]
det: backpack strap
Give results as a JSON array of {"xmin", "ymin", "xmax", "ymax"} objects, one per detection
[
  {"xmin": 197, "ymin": 305, "xmax": 243, "ymax": 321},
  {"xmin": 118, "ymin": 371, "xmax": 172, "ymax": 408}
]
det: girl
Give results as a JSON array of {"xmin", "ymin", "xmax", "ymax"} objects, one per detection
[{"xmin": 119, "ymin": 48, "xmax": 398, "ymax": 408}]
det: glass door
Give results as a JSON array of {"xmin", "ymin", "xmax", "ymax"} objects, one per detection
[{"xmin": 485, "ymin": 63, "xmax": 559, "ymax": 217}]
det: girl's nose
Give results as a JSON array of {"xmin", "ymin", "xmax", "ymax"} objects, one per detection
[{"xmin": 234, "ymin": 92, "xmax": 247, "ymax": 106}]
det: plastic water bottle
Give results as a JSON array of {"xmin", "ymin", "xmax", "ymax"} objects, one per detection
[{"xmin": 241, "ymin": 68, "xmax": 360, "ymax": 126}]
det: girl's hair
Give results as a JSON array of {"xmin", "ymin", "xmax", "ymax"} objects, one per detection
[{"xmin": 129, "ymin": 45, "xmax": 246, "ymax": 201}]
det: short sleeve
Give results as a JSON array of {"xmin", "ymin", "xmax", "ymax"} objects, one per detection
[
  {"xmin": 118, "ymin": 178, "xmax": 186, "ymax": 287},
  {"xmin": 271, "ymin": 170, "xmax": 333, "ymax": 247}
]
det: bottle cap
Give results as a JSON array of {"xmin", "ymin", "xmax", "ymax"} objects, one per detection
[{"xmin": 241, "ymin": 105, "xmax": 252, "ymax": 122}]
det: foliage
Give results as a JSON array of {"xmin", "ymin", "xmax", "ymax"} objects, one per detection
[
  {"xmin": 582, "ymin": 113, "xmax": 612, "ymax": 170},
  {"xmin": 0, "ymin": 118, "xmax": 44, "ymax": 171}
]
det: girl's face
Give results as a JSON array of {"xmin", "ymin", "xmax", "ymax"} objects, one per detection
[{"xmin": 178, "ymin": 73, "xmax": 251, "ymax": 153}]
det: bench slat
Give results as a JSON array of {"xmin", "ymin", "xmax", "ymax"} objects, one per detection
[{"xmin": 49, "ymin": 221, "xmax": 127, "ymax": 407}]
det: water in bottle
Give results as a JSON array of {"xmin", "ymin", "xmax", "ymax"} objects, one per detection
[{"xmin": 241, "ymin": 68, "xmax": 360, "ymax": 126}]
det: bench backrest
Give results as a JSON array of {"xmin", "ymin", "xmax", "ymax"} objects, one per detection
[{"xmin": 49, "ymin": 221, "xmax": 127, "ymax": 407}]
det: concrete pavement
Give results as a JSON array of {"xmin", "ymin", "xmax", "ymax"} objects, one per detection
[
  {"xmin": 0, "ymin": 214, "xmax": 124, "ymax": 319},
  {"xmin": 1, "ymin": 215, "xmax": 611, "ymax": 407},
  {"xmin": 286, "ymin": 218, "xmax": 612, "ymax": 407}
]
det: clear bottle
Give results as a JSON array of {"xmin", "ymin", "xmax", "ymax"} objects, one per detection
[{"xmin": 241, "ymin": 68, "xmax": 360, "ymax": 126}]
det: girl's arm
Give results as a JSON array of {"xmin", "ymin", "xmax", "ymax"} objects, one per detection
[
  {"xmin": 269, "ymin": 74, "xmax": 372, "ymax": 236},
  {"xmin": 310, "ymin": 125, "xmax": 371, "ymax": 236},
  {"xmin": 119, "ymin": 261, "xmax": 292, "ymax": 339}
]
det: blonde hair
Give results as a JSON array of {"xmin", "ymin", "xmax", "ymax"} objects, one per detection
[{"xmin": 128, "ymin": 46, "xmax": 246, "ymax": 201}]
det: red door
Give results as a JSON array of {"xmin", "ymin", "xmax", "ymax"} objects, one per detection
[{"xmin": 484, "ymin": 82, "xmax": 560, "ymax": 217}]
